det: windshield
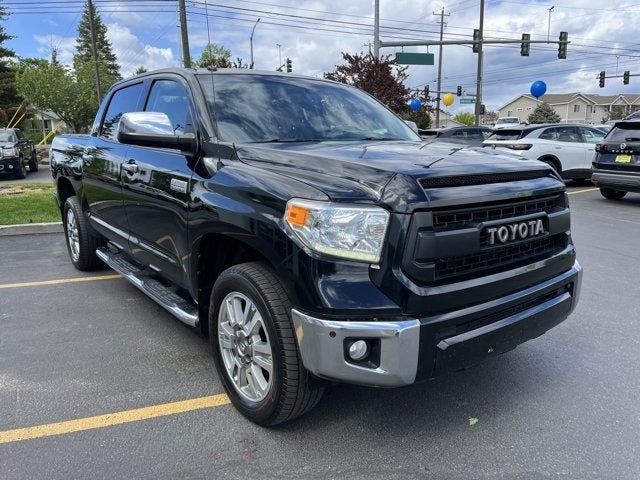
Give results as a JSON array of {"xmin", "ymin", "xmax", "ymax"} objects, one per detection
[
  {"xmin": 0, "ymin": 132, "xmax": 16, "ymax": 142},
  {"xmin": 198, "ymin": 74, "xmax": 420, "ymax": 143}
]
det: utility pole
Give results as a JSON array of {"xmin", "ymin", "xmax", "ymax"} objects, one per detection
[
  {"xmin": 547, "ymin": 6, "xmax": 554, "ymax": 41},
  {"xmin": 276, "ymin": 44, "xmax": 282, "ymax": 69},
  {"xmin": 373, "ymin": 0, "xmax": 380, "ymax": 58},
  {"xmin": 475, "ymin": 0, "xmax": 485, "ymax": 126},
  {"xmin": 434, "ymin": 7, "xmax": 450, "ymax": 128},
  {"xmin": 87, "ymin": 0, "xmax": 102, "ymax": 105},
  {"xmin": 178, "ymin": 0, "xmax": 191, "ymax": 68}
]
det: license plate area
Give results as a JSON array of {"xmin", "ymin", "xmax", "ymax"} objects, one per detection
[{"xmin": 615, "ymin": 154, "xmax": 632, "ymax": 163}]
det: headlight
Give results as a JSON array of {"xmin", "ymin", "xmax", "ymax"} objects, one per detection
[
  {"xmin": 285, "ymin": 198, "xmax": 390, "ymax": 263},
  {"xmin": 3, "ymin": 147, "xmax": 17, "ymax": 157}
]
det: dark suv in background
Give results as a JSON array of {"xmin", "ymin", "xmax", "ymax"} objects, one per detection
[
  {"xmin": 592, "ymin": 120, "xmax": 640, "ymax": 200},
  {"xmin": 0, "ymin": 128, "xmax": 38, "ymax": 179}
]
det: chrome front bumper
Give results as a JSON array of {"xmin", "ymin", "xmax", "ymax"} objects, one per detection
[
  {"xmin": 291, "ymin": 261, "xmax": 582, "ymax": 388},
  {"xmin": 290, "ymin": 311, "xmax": 421, "ymax": 387}
]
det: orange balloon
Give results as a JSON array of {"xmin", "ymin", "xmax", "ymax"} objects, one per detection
[{"xmin": 442, "ymin": 93, "xmax": 455, "ymax": 107}]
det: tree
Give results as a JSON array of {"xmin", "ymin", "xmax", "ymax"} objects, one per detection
[
  {"xmin": 134, "ymin": 66, "xmax": 147, "ymax": 75},
  {"xmin": 404, "ymin": 108, "xmax": 431, "ymax": 129},
  {"xmin": 453, "ymin": 111, "xmax": 475, "ymax": 126},
  {"xmin": 16, "ymin": 60, "xmax": 106, "ymax": 133},
  {"xmin": 324, "ymin": 52, "xmax": 409, "ymax": 114},
  {"xmin": 73, "ymin": 1, "xmax": 120, "ymax": 82},
  {"xmin": 484, "ymin": 110, "xmax": 499, "ymax": 125},
  {"xmin": 527, "ymin": 102, "xmax": 561, "ymax": 124},
  {"xmin": 193, "ymin": 43, "xmax": 248, "ymax": 69},
  {"xmin": 0, "ymin": 2, "xmax": 20, "ymax": 115}
]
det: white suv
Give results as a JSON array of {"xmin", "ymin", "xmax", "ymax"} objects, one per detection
[
  {"xmin": 493, "ymin": 117, "xmax": 522, "ymax": 130},
  {"xmin": 482, "ymin": 124, "xmax": 606, "ymax": 181}
]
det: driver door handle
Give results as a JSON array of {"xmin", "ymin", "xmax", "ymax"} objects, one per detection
[{"xmin": 122, "ymin": 159, "xmax": 139, "ymax": 174}]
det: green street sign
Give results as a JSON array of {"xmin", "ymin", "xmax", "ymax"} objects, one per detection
[
  {"xmin": 395, "ymin": 52, "xmax": 434, "ymax": 65},
  {"xmin": 460, "ymin": 98, "xmax": 477, "ymax": 104}
]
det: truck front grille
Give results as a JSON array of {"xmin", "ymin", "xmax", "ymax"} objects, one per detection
[
  {"xmin": 432, "ymin": 194, "xmax": 564, "ymax": 231},
  {"xmin": 434, "ymin": 234, "xmax": 567, "ymax": 281}
]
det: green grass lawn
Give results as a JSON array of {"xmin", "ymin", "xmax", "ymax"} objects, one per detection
[{"xmin": 0, "ymin": 183, "xmax": 60, "ymax": 225}]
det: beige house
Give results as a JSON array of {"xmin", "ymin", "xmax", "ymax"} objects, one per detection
[
  {"xmin": 498, "ymin": 93, "xmax": 640, "ymax": 124},
  {"xmin": 429, "ymin": 109, "xmax": 463, "ymax": 128}
]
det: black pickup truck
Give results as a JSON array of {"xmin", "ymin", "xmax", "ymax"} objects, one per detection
[
  {"xmin": 51, "ymin": 69, "xmax": 582, "ymax": 426},
  {"xmin": 0, "ymin": 128, "xmax": 38, "ymax": 179}
]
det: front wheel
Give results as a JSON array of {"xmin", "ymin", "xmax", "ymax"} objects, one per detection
[
  {"xmin": 600, "ymin": 187, "xmax": 627, "ymax": 200},
  {"xmin": 209, "ymin": 262, "xmax": 324, "ymax": 426},
  {"xmin": 15, "ymin": 157, "xmax": 27, "ymax": 179},
  {"xmin": 29, "ymin": 151, "xmax": 38, "ymax": 172},
  {"xmin": 63, "ymin": 196, "xmax": 102, "ymax": 271}
]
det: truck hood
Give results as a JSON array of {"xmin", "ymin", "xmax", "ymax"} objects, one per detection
[{"xmin": 234, "ymin": 140, "xmax": 558, "ymax": 211}]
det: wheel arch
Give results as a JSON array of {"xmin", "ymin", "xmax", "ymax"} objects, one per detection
[
  {"xmin": 537, "ymin": 154, "xmax": 562, "ymax": 175},
  {"xmin": 57, "ymin": 176, "xmax": 76, "ymax": 210}
]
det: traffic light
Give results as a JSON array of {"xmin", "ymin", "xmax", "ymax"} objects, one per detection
[
  {"xmin": 423, "ymin": 85, "xmax": 429, "ymax": 97},
  {"xmin": 456, "ymin": 86, "xmax": 462, "ymax": 96},
  {"xmin": 286, "ymin": 58, "xmax": 292, "ymax": 73},
  {"xmin": 624, "ymin": 71, "xmax": 630, "ymax": 85},
  {"xmin": 520, "ymin": 33, "xmax": 530, "ymax": 56},
  {"xmin": 599, "ymin": 71, "xmax": 606, "ymax": 88},
  {"xmin": 480, "ymin": 104, "xmax": 486, "ymax": 115},
  {"xmin": 558, "ymin": 31, "xmax": 568, "ymax": 59},
  {"xmin": 472, "ymin": 29, "xmax": 480, "ymax": 53}
]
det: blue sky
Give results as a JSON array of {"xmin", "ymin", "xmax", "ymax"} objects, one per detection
[{"xmin": 5, "ymin": 0, "xmax": 640, "ymax": 112}]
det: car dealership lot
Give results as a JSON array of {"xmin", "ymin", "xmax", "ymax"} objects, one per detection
[{"xmin": 1, "ymin": 185, "xmax": 639, "ymax": 480}]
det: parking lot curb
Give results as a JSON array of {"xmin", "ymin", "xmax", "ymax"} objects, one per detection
[{"xmin": 0, "ymin": 222, "xmax": 63, "ymax": 236}]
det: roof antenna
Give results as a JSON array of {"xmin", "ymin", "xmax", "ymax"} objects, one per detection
[{"xmin": 204, "ymin": 0, "xmax": 217, "ymax": 72}]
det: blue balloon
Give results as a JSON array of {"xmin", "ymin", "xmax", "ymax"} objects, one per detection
[
  {"xmin": 530, "ymin": 80, "xmax": 547, "ymax": 99},
  {"xmin": 409, "ymin": 98, "xmax": 422, "ymax": 111}
]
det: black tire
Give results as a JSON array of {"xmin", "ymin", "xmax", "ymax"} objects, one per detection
[
  {"xmin": 600, "ymin": 187, "xmax": 627, "ymax": 200},
  {"xmin": 209, "ymin": 262, "xmax": 324, "ymax": 426},
  {"xmin": 539, "ymin": 157, "xmax": 561, "ymax": 176},
  {"xmin": 62, "ymin": 196, "xmax": 103, "ymax": 271},
  {"xmin": 15, "ymin": 156, "xmax": 27, "ymax": 179},
  {"xmin": 29, "ymin": 151, "xmax": 38, "ymax": 172}
]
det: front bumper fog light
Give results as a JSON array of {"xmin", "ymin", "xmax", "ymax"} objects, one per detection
[{"xmin": 347, "ymin": 340, "xmax": 369, "ymax": 362}]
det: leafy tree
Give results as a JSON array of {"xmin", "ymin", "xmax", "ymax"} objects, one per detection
[
  {"xmin": 134, "ymin": 66, "xmax": 147, "ymax": 75},
  {"xmin": 73, "ymin": 1, "xmax": 120, "ymax": 83},
  {"xmin": 193, "ymin": 43, "xmax": 248, "ymax": 69},
  {"xmin": 453, "ymin": 111, "xmax": 475, "ymax": 126},
  {"xmin": 16, "ymin": 60, "xmax": 106, "ymax": 133},
  {"xmin": 484, "ymin": 110, "xmax": 499, "ymax": 125},
  {"xmin": 527, "ymin": 102, "xmax": 561, "ymax": 124},
  {"xmin": 404, "ymin": 108, "xmax": 431, "ymax": 129},
  {"xmin": 324, "ymin": 52, "xmax": 409, "ymax": 114},
  {"xmin": 0, "ymin": 2, "xmax": 20, "ymax": 114}
]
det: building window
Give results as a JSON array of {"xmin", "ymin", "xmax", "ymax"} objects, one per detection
[
  {"xmin": 573, "ymin": 104, "xmax": 580, "ymax": 113},
  {"xmin": 507, "ymin": 110, "xmax": 513, "ymax": 116}
]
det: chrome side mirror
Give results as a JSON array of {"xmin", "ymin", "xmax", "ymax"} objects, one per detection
[{"xmin": 117, "ymin": 112, "xmax": 196, "ymax": 153}]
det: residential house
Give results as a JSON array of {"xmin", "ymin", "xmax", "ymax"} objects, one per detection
[
  {"xmin": 429, "ymin": 108, "xmax": 464, "ymax": 128},
  {"xmin": 497, "ymin": 93, "xmax": 640, "ymax": 125}
]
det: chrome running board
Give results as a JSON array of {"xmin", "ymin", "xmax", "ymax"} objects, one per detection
[{"xmin": 96, "ymin": 247, "xmax": 199, "ymax": 327}]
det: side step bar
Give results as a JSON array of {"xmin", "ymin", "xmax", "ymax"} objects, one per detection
[{"xmin": 96, "ymin": 247, "xmax": 199, "ymax": 327}]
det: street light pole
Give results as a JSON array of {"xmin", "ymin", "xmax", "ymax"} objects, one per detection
[
  {"xmin": 547, "ymin": 6, "xmax": 554, "ymax": 42},
  {"xmin": 250, "ymin": 17, "xmax": 261, "ymax": 69},
  {"xmin": 373, "ymin": 0, "xmax": 380, "ymax": 58},
  {"xmin": 434, "ymin": 7, "xmax": 449, "ymax": 128},
  {"xmin": 276, "ymin": 43, "xmax": 282, "ymax": 69}
]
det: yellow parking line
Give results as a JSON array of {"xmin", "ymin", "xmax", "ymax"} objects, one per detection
[
  {"xmin": 0, "ymin": 274, "xmax": 122, "ymax": 290},
  {"xmin": 0, "ymin": 393, "xmax": 231, "ymax": 445},
  {"xmin": 567, "ymin": 187, "xmax": 598, "ymax": 195}
]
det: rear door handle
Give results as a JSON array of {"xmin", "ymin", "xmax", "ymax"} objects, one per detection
[{"xmin": 122, "ymin": 160, "xmax": 139, "ymax": 174}]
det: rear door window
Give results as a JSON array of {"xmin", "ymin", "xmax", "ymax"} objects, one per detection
[
  {"xmin": 553, "ymin": 126, "xmax": 581, "ymax": 143},
  {"xmin": 100, "ymin": 82, "xmax": 144, "ymax": 141}
]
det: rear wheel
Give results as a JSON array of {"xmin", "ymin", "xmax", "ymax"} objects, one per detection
[
  {"xmin": 539, "ymin": 157, "xmax": 561, "ymax": 176},
  {"xmin": 29, "ymin": 151, "xmax": 38, "ymax": 172},
  {"xmin": 600, "ymin": 187, "xmax": 627, "ymax": 200},
  {"xmin": 209, "ymin": 262, "xmax": 324, "ymax": 426},
  {"xmin": 63, "ymin": 196, "xmax": 102, "ymax": 271}
]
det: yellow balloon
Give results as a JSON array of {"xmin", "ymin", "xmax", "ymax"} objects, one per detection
[{"xmin": 442, "ymin": 93, "xmax": 455, "ymax": 107}]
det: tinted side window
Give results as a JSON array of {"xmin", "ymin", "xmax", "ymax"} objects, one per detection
[
  {"xmin": 539, "ymin": 128, "xmax": 557, "ymax": 140},
  {"xmin": 144, "ymin": 80, "xmax": 193, "ymax": 135},
  {"xmin": 555, "ymin": 126, "xmax": 581, "ymax": 143},
  {"xmin": 15, "ymin": 129, "xmax": 24, "ymax": 139},
  {"xmin": 100, "ymin": 83, "xmax": 144, "ymax": 141}
]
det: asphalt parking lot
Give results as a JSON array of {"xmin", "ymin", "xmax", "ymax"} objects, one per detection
[{"xmin": 1, "ymin": 185, "xmax": 639, "ymax": 480}]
